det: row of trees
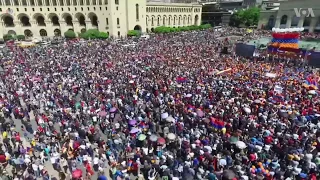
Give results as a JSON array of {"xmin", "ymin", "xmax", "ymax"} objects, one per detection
[
  {"xmin": 229, "ymin": 7, "xmax": 260, "ymax": 27},
  {"xmin": 127, "ymin": 30, "xmax": 141, "ymax": 37},
  {"xmin": 153, "ymin": 24, "xmax": 212, "ymax": 34},
  {"xmin": 126, "ymin": 24, "xmax": 212, "ymax": 37},
  {"xmin": 64, "ymin": 29, "xmax": 109, "ymax": 39},
  {"xmin": 3, "ymin": 34, "xmax": 26, "ymax": 41},
  {"xmin": 3, "ymin": 24, "xmax": 213, "ymax": 41}
]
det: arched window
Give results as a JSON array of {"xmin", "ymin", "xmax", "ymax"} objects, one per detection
[
  {"xmin": 80, "ymin": 0, "xmax": 83, "ymax": 5},
  {"xmin": 157, "ymin": 17, "xmax": 160, "ymax": 26},
  {"xmin": 146, "ymin": 17, "xmax": 148, "ymax": 26},
  {"xmin": 151, "ymin": 17, "xmax": 154, "ymax": 26},
  {"xmin": 66, "ymin": 0, "xmax": 70, "ymax": 5},
  {"xmin": 5, "ymin": 0, "xmax": 11, "ymax": 5},
  {"xmin": 45, "ymin": 0, "xmax": 50, "ymax": 6},
  {"xmin": 38, "ymin": 0, "xmax": 42, "ymax": 5},
  {"xmin": 136, "ymin": 4, "xmax": 139, "ymax": 21},
  {"xmin": 104, "ymin": 0, "xmax": 107, "ymax": 4},
  {"xmin": 59, "ymin": 0, "xmax": 63, "ymax": 5},
  {"xmin": 73, "ymin": 0, "xmax": 77, "ymax": 5},
  {"xmin": 14, "ymin": 0, "xmax": 19, "ymax": 5},
  {"xmin": 280, "ymin": 15, "xmax": 287, "ymax": 25},
  {"xmin": 291, "ymin": 16, "xmax": 299, "ymax": 27},
  {"xmin": 303, "ymin": 17, "xmax": 311, "ymax": 27},
  {"xmin": 52, "ymin": 0, "xmax": 57, "ymax": 5},
  {"xmin": 22, "ymin": 0, "xmax": 27, "ymax": 5},
  {"xmin": 117, "ymin": 18, "xmax": 120, "ymax": 25},
  {"xmin": 92, "ymin": 0, "xmax": 96, "ymax": 5}
]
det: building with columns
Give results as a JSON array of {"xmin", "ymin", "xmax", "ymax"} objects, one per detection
[
  {"xmin": 0, "ymin": 0, "xmax": 202, "ymax": 38},
  {"xmin": 258, "ymin": 0, "xmax": 320, "ymax": 32}
]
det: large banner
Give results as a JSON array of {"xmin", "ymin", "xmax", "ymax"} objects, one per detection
[
  {"xmin": 309, "ymin": 52, "xmax": 320, "ymax": 68},
  {"xmin": 235, "ymin": 43, "xmax": 255, "ymax": 57}
]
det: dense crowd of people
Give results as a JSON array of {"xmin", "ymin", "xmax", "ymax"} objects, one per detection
[{"xmin": 0, "ymin": 28, "xmax": 319, "ymax": 180}]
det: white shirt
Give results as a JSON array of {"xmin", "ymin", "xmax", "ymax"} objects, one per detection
[
  {"xmin": 50, "ymin": 157, "xmax": 56, "ymax": 164},
  {"xmin": 32, "ymin": 164, "xmax": 38, "ymax": 171},
  {"xmin": 93, "ymin": 157, "xmax": 99, "ymax": 164}
]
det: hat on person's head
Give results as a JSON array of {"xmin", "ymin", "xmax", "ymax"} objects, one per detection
[
  {"xmin": 292, "ymin": 167, "xmax": 302, "ymax": 175},
  {"xmin": 305, "ymin": 153, "xmax": 312, "ymax": 161},
  {"xmin": 288, "ymin": 154, "xmax": 294, "ymax": 160},
  {"xmin": 264, "ymin": 145, "xmax": 270, "ymax": 151},
  {"xmin": 293, "ymin": 155, "xmax": 300, "ymax": 161},
  {"xmin": 249, "ymin": 154, "xmax": 256, "ymax": 161},
  {"xmin": 255, "ymin": 145, "xmax": 262, "ymax": 152},
  {"xmin": 299, "ymin": 173, "xmax": 307, "ymax": 179}
]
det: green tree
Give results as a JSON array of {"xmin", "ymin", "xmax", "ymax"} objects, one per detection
[
  {"xmin": 154, "ymin": 26, "xmax": 170, "ymax": 33},
  {"xmin": 3, "ymin": 34, "xmax": 14, "ymax": 41},
  {"xmin": 16, "ymin": 35, "xmax": 25, "ymax": 40},
  {"xmin": 127, "ymin": 30, "xmax": 140, "ymax": 37},
  {"xmin": 230, "ymin": 7, "xmax": 260, "ymax": 27},
  {"xmin": 79, "ymin": 29, "xmax": 109, "ymax": 39},
  {"xmin": 98, "ymin": 32, "xmax": 109, "ymax": 39},
  {"xmin": 199, "ymin": 23, "xmax": 212, "ymax": 29},
  {"xmin": 64, "ymin": 30, "xmax": 77, "ymax": 39},
  {"xmin": 229, "ymin": 13, "xmax": 241, "ymax": 27}
]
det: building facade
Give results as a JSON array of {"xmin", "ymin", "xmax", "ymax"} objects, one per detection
[
  {"xmin": 0, "ymin": 0, "xmax": 202, "ymax": 38},
  {"xmin": 258, "ymin": 0, "xmax": 320, "ymax": 32},
  {"xmin": 146, "ymin": 2, "xmax": 202, "ymax": 32}
]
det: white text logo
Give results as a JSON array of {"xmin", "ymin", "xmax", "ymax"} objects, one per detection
[{"xmin": 294, "ymin": 8, "xmax": 315, "ymax": 17}]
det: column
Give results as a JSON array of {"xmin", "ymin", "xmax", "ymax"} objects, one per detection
[
  {"xmin": 0, "ymin": 23, "xmax": 4, "ymax": 38},
  {"xmin": 298, "ymin": 17, "xmax": 304, "ymax": 28},
  {"xmin": 73, "ymin": 21, "xmax": 81, "ymax": 34},
  {"xmin": 309, "ymin": 17, "xmax": 317, "ymax": 33},
  {"xmin": 30, "ymin": 20, "xmax": 40, "ymax": 38},
  {"xmin": 275, "ymin": 16, "xmax": 281, "ymax": 28},
  {"xmin": 14, "ymin": 21, "xmax": 23, "ymax": 35},
  {"xmin": 85, "ymin": 20, "xmax": 92, "ymax": 30},
  {"xmin": 59, "ymin": 21, "xmax": 68, "ymax": 35},
  {"xmin": 45, "ymin": 21, "xmax": 54, "ymax": 37},
  {"xmin": 286, "ymin": 16, "xmax": 292, "ymax": 28}
]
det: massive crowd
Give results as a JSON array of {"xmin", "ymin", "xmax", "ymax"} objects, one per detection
[{"xmin": 0, "ymin": 28, "xmax": 319, "ymax": 180}]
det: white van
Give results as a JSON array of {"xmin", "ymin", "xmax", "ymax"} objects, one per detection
[
  {"xmin": 140, "ymin": 35, "xmax": 150, "ymax": 40},
  {"xmin": 214, "ymin": 26, "xmax": 223, "ymax": 31}
]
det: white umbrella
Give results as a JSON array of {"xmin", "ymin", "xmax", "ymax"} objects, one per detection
[
  {"xmin": 114, "ymin": 139, "xmax": 120, "ymax": 144},
  {"xmin": 265, "ymin": 73, "xmax": 276, "ymax": 78},
  {"xmin": 308, "ymin": 90, "xmax": 316, "ymax": 95},
  {"xmin": 185, "ymin": 94, "xmax": 192, "ymax": 98},
  {"xmin": 236, "ymin": 141, "xmax": 247, "ymax": 149},
  {"xmin": 204, "ymin": 146, "xmax": 212, "ymax": 153},
  {"xmin": 166, "ymin": 116, "xmax": 175, "ymax": 123},
  {"xmin": 167, "ymin": 133, "xmax": 176, "ymax": 140},
  {"xmin": 254, "ymin": 99, "xmax": 261, "ymax": 104},
  {"xmin": 176, "ymin": 84, "xmax": 182, "ymax": 88},
  {"xmin": 243, "ymin": 107, "xmax": 251, "ymax": 114},
  {"xmin": 161, "ymin": 112, "xmax": 169, "ymax": 119}
]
